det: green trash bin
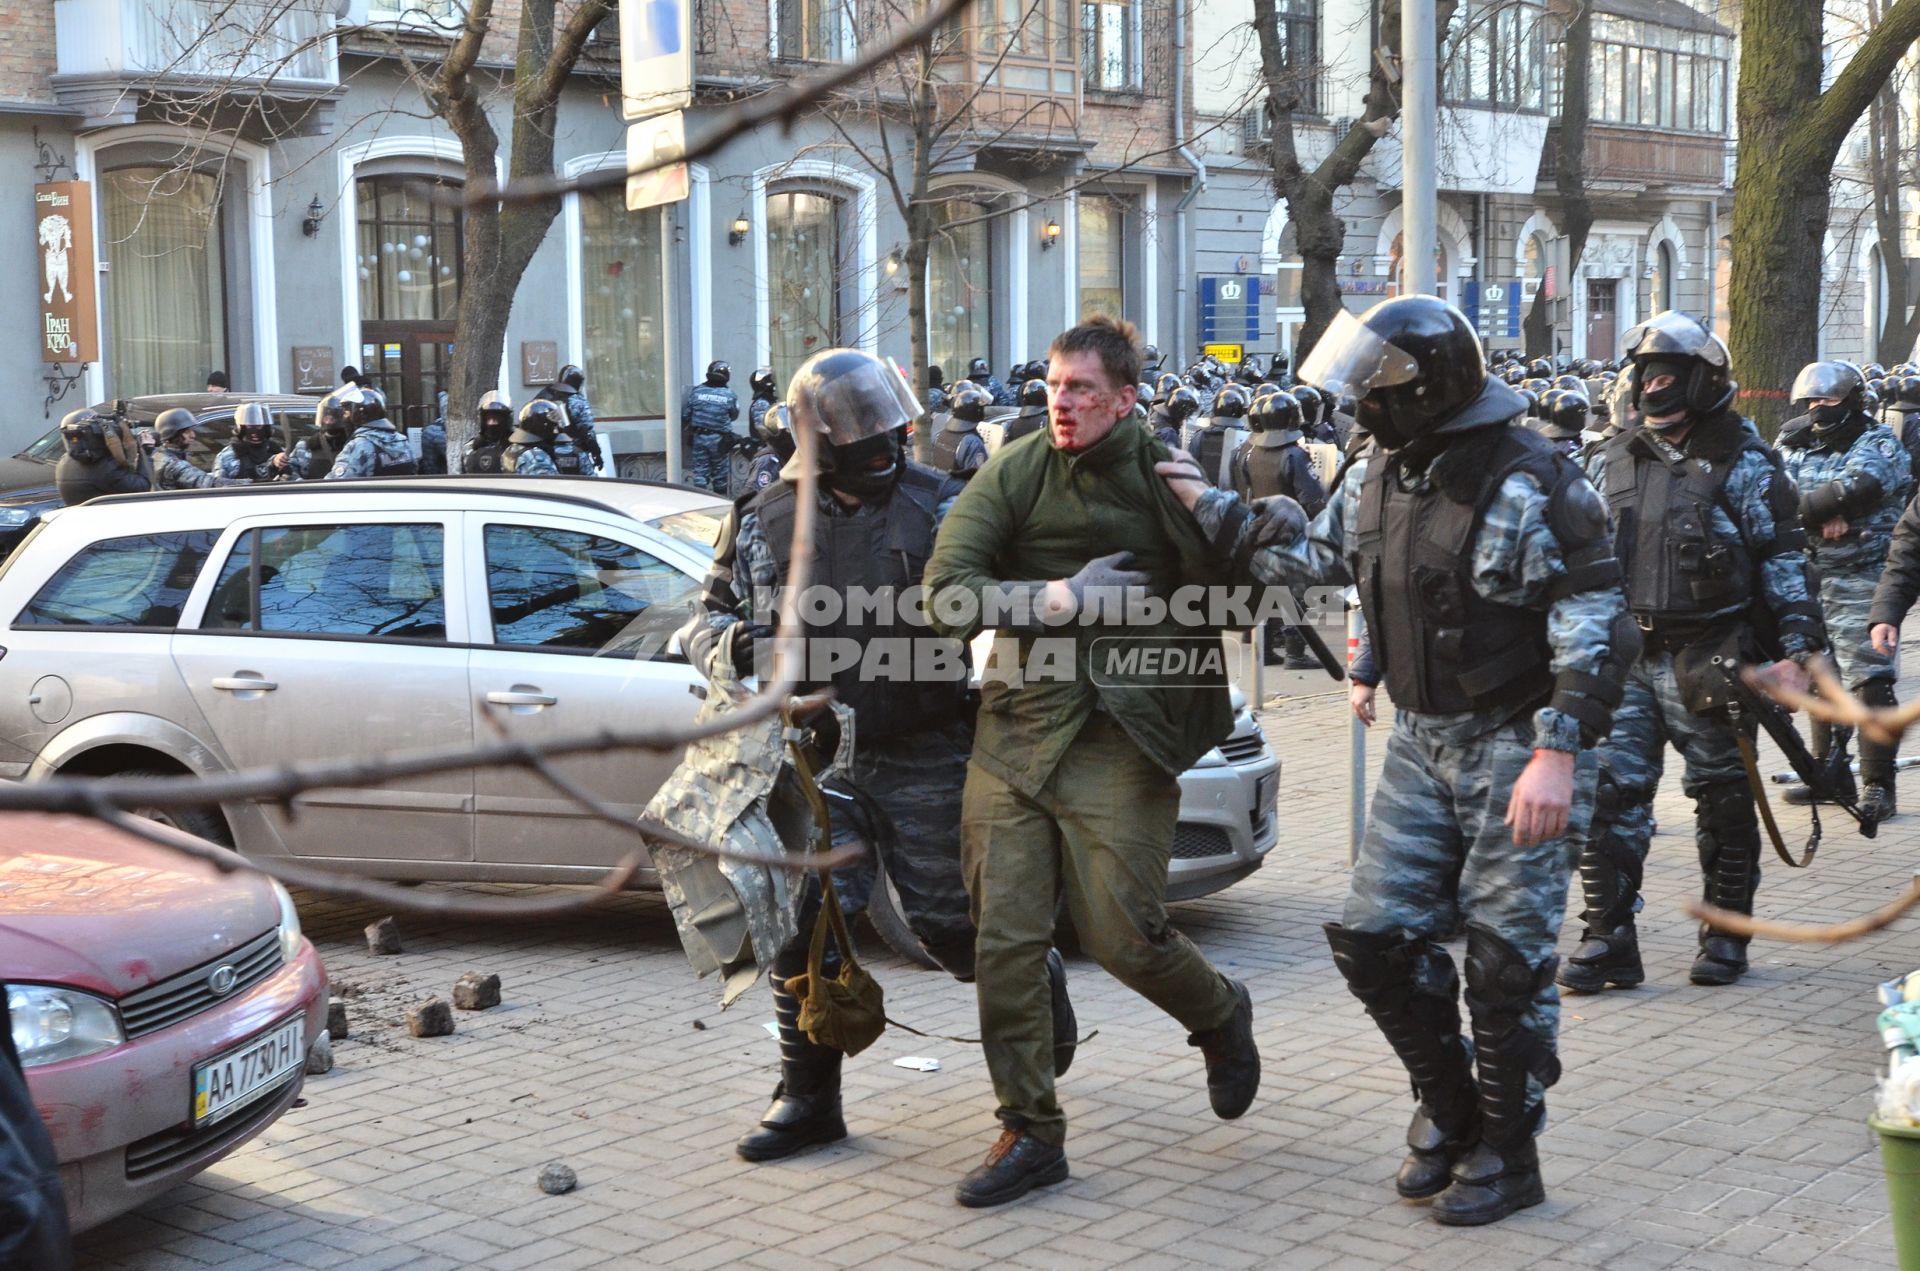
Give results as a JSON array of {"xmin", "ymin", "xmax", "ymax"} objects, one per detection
[{"xmin": 1871, "ymin": 1114, "xmax": 1920, "ymax": 1269}]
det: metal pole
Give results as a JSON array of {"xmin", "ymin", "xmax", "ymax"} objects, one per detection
[
  {"xmin": 663, "ymin": 202, "xmax": 684, "ymax": 484},
  {"xmin": 1401, "ymin": 0, "xmax": 1438, "ymax": 296},
  {"xmin": 1348, "ymin": 600, "xmax": 1366, "ymax": 867}
]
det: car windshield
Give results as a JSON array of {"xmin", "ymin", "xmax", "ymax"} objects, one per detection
[
  {"xmin": 646, "ymin": 506, "xmax": 730, "ymax": 553},
  {"xmin": 18, "ymin": 428, "xmax": 63, "ymax": 464}
]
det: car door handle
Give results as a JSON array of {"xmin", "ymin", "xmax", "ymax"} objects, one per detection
[
  {"xmin": 211, "ymin": 676, "xmax": 278, "ymax": 693},
  {"xmin": 486, "ymin": 689, "xmax": 557, "ymax": 707}
]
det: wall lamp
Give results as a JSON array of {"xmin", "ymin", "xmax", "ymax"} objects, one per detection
[
  {"xmin": 729, "ymin": 213, "xmax": 751, "ymax": 246},
  {"xmin": 1040, "ymin": 218, "xmax": 1061, "ymax": 250},
  {"xmin": 884, "ymin": 247, "xmax": 903, "ymax": 276},
  {"xmin": 302, "ymin": 196, "xmax": 325, "ymax": 237}
]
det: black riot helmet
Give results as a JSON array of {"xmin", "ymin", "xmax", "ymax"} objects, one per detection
[
  {"xmin": 761, "ymin": 403, "xmax": 797, "ymax": 464},
  {"xmin": 1550, "ymin": 390, "xmax": 1591, "ymax": 438},
  {"xmin": 1136, "ymin": 381, "xmax": 1157, "ymax": 407},
  {"xmin": 1298, "ymin": 296, "xmax": 1501, "ymax": 452},
  {"xmin": 558, "ymin": 363, "xmax": 586, "ymax": 392},
  {"xmin": 1212, "ymin": 383, "xmax": 1253, "ymax": 418},
  {"xmin": 949, "ymin": 381, "xmax": 993, "ymax": 422},
  {"xmin": 1249, "ymin": 389, "xmax": 1302, "ymax": 440},
  {"xmin": 233, "ymin": 401, "xmax": 274, "ymax": 447},
  {"xmin": 477, "ymin": 390, "xmax": 514, "ymax": 437},
  {"xmin": 1018, "ymin": 378, "xmax": 1049, "ymax": 408},
  {"xmin": 1290, "ymin": 382, "xmax": 1323, "ymax": 429},
  {"xmin": 749, "ymin": 366, "xmax": 777, "ymax": 399},
  {"xmin": 1622, "ymin": 310, "xmax": 1735, "ymax": 422},
  {"xmin": 1142, "ymin": 343, "xmax": 1161, "ymax": 368},
  {"xmin": 788, "ymin": 347, "xmax": 920, "ymax": 500},
  {"xmin": 515, "ymin": 399, "xmax": 565, "ymax": 443},
  {"xmin": 1267, "ymin": 352, "xmax": 1290, "ymax": 379},
  {"xmin": 154, "ymin": 407, "xmax": 197, "ymax": 443},
  {"xmin": 1892, "ymin": 375, "xmax": 1920, "ymax": 414},
  {"xmin": 927, "ymin": 364, "xmax": 945, "ymax": 389},
  {"xmin": 967, "ymin": 357, "xmax": 992, "ymax": 381},
  {"xmin": 1154, "ymin": 371, "xmax": 1182, "ymax": 400},
  {"xmin": 59, "ymin": 407, "xmax": 109, "ymax": 463},
  {"xmin": 1863, "ymin": 362, "xmax": 1888, "ymax": 382},
  {"xmin": 1526, "ymin": 358, "xmax": 1553, "ymax": 379},
  {"xmin": 1789, "ymin": 360, "xmax": 1867, "ymax": 411},
  {"xmin": 1518, "ymin": 388, "xmax": 1541, "ymax": 418},
  {"xmin": 1165, "ymin": 386, "xmax": 1201, "ymax": 421},
  {"xmin": 704, "ymin": 360, "xmax": 730, "ymax": 387}
]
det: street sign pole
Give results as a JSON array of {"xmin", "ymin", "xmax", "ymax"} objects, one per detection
[{"xmin": 1402, "ymin": 0, "xmax": 1438, "ymax": 296}]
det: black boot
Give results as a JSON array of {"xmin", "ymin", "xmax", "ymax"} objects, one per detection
[
  {"xmin": 1690, "ymin": 782, "xmax": 1760, "ymax": 987},
  {"xmin": 1433, "ymin": 926, "xmax": 1556, "ymax": 1226},
  {"xmin": 736, "ymin": 965, "xmax": 848, "ymax": 1161},
  {"xmin": 1187, "ymin": 980, "xmax": 1259, "ymax": 1119},
  {"xmin": 1558, "ymin": 777, "xmax": 1647, "ymax": 993},
  {"xmin": 1047, "ymin": 949, "xmax": 1078, "ymax": 1078},
  {"xmin": 1859, "ymin": 680, "xmax": 1900, "ymax": 826},
  {"xmin": 1325, "ymin": 925, "xmax": 1479, "ymax": 1199}
]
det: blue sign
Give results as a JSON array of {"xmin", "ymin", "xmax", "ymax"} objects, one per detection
[{"xmin": 1199, "ymin": 275, "xmax": 1263, "ymax": 345}]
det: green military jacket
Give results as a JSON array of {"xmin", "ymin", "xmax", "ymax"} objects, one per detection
[{"xmin": 925, "ymin": 416, "xmax": 1236, "ymax": 796}]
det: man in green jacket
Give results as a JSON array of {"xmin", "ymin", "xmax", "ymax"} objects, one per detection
[{"xmin": 925, "ymin": 316, "xmax": 1259, "ymax": 1208}]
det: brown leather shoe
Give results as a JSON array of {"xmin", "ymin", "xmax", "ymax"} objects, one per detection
[{"xmin": 954, "ymin": 1130, "xmax": 1068, "ymax": 1208}]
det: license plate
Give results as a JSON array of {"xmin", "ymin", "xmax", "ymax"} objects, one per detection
[
  {"xmin": 193, "ymin": 1016, "xmax": 304, "ymax": 1127},
  {"xmin": 1254, "ymin": 771, "xmax": 1277, "ymax": 811}
]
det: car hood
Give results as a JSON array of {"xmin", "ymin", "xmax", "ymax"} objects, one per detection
[
  {"xmin": 0, "ymin": 455, "xmax": 57, "ymax": 502},
  {"xmin": 0, "ymin": 814, "xmax": 281, "ymax": 999}
]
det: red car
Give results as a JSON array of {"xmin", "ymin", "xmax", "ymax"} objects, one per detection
[{"xmin": 0, "ymin": 813, "xmax": 326, "ymax": 1232}]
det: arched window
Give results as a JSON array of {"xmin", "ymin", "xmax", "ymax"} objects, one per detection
[
  {"xmin": 103, "ymin": 165, "xmax": 227, "ymax": 399},
  {"xmin": 929, "ymin": 200, "xmax": 993, "ymax": 376},
  {"xmin": 766, "ymin": 187, "xmax": 847, "ymax": 385},
  {"xmin": 1649, "ymin": 239, "xmax": 1675, "ymax": 313}
]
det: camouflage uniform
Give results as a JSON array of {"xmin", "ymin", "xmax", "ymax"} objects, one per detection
[
  {"xmin": 1189, "ymin": 423, "xmax": 1632, "ymax": 1200},
  {"xmin": 682, "ymin": 383, "xmax": 739, "ymax": 493},
  {"xmin": 503, "ymin": 441, "xmax": 559, "ymax": 476},
  {"xmin": 215, "ymin": 442, "xmax": 281, "ymax": 483},
  {"xmin": 153, "ymin": 444, "xmax": 244, "ymax": 490},
  {"xmin": 283, "ymin": 438, "xmax": 331, "ymax": 482},
  {"xmin": 538, "ymin": 386, "xmax": 601, "ymax": 461},
  {"xmin": 1571, "ymin": 416, "xmax": 1826, "ymax": 990},
  {"xmin": 550, "ymin": 432, "xmax": 599, "ymax": 478},
  {"xmin": 418, "ymin": 419, "xmax": 449, "ymax": 475},
  {"xmin": 326, "ymin": 422, "xmax": 418, "ymax": 479}
]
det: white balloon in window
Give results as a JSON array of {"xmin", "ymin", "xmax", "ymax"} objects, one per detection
[{"xmin": 397, "ymin": 269, "xmax": 413, "ymax": 283}]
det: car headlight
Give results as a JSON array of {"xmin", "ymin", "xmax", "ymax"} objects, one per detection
[
  {"xmin": 5, "ymin": 984, "xmax": 123, "ymax": 1067},
  {"xmin": 270, "ymin": 880, "xmax": 303, "ymax": 964},
  {"xmin": 0, "ymin": 508, "xmax": 33, "ymax": 527}
]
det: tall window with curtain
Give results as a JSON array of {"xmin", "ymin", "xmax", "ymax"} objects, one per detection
[
  {"xmin": 766, "ymin": 189, "xmax": 845, "ymax": 386},
  {"xmin": 580, "ymin": 188, "xmax": 666, "ymax": 417},
  {"xmin": 1077, "ymin": 195, "xmax": 1127, "ymax": 319},
  {"xmin": 356, "ymin": 176, "xmax": 462, "ymax": 323},
  {"xmin": 929, "ymin": 201, "xmax": 992, "ymax": 376},
  {"xmin": 103, "ymin": 166, "xmax": 227, "ymax": 398},
  {"xmin": 1649, "ymin": 239, "xmax": 1675, "ymax": 313}
]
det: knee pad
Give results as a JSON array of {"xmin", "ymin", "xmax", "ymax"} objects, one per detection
[
  {"xmin": 1324, "ymin": 923, "xmax": 1457, "ymax": 1010},
  {"xmin": 1461, "ymin": 924, "xmax": 1562, "ymax": 1089},
  {"xmin": 1860, "ymin": 678, "xmax": 1898, "ymax": 710}
]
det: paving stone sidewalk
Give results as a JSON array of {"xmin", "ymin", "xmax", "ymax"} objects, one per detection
[{"xmin": 74, "ymin": 661, "xmax": 1920, "ymax": 1270}]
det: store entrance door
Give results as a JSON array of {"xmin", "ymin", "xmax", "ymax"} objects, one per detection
[{"xmin": 360, "ymin": 326, "xmax": 454, "ymax": 432}]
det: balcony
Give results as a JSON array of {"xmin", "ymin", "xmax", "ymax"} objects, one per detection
[
  {"xmin": 932, "ymin": 56, "xmax": 1083, "ymax": 151},
  {"xmin": 1539, "ymin": 123, "xmax": 1727, "ymax": 190},
  {"xmin": 53, "ymin": 0, "xmax": 340, "ymax": 131}
]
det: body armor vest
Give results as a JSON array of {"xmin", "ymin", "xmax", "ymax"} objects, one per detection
[
  {"xmin": 501, "ymin": 442, "xmax": 548, "ymax": 474},
  {"xmin": 1003, "ymin": 409, "xmax": 1046, "ymax": 446},
  {"xmin": 1351, "ymin": 427, "xmax": 1561, "ymax": 716},
  {"xmin": 1236, "ymin": 441, "xmax": 1300, "ymax": 501},
  {"xmin": 467, "ymin": 440, "xmax": 507, "ymax": 474},
  {"xmin": 756, "ymin": 464, "xmax": 969, "ymax": 742},
  {"xmin": 927, "ymin": 415, "xmax": 973, "ymax": 475},
  {"xmin": 372, "ymin": 444, "xmax": 417, "ymax": 477},
  {"xmin": 553, "ymin": 446, "xmax": 586, "ymax": 476},
  {"xmin": 1191, "ymin": 424, "xmax": 1245, "ymax": 487},
  {"xmin": 1601, "ymin": 427, "xmax": 1756, "ymax": 629}
]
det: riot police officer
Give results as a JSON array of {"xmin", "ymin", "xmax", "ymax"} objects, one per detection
[
  {"xmin": 749, "ymin": 367, "xmax": 779, "ymax": 439},
  {"xmin": 745, "ymin": 403, "xmax": 795, "ymax": 491},
  {"xmin": 1777, "ymin": 361, "xmax": 1910, "ymax": 822},
  {"xmin": 418, "ymin": 391, "xmax": 450, "ymax": 475},
  {"xmin": 216, "ymin": 402, "xmax": 288, "ymax": 483},
  {"xmin": 286, "ymin": 387, "xmax": 354, "ymax": 480},
  {"xmin": 538, "ymin": 364, "xmax": 601, "ymax": 468},
  {"xmin": 1152, "ymin": 385, "xmax": 1200, "ymax": 449},
  {"xmin": 677, "ymin": 347, "xmax": 1076, "ymax": 1165},
  {"xmin": 465, "ymin": 391, "xmax": 514, "ymax": 474},
  {"xmin": 929, "ymin": 381, "xmax": 992, "ymax": 480},
  {"xmin": 1291, "ymin": 383, "xmax": 1330, "ymax": 442},
  {"xmin": 1566, "ymin": 312, "xmax": 1824, "ymax": 994},
  {"xmin": 1189, "ymin": 383, "xmax": 1251, "ymax": 485},
  {"xmin": 1157, "ymin": 294, "xmax": 1635, "ymax": 1226},
  {"xmin": 324, "ymin": 386, "xmax": 417, "ymax": 479},
  {"xmin": 55, "ymin": 407, "xmax": 151, "ymax": 504},
  {"xmin": 682, "ymin": 360, "xmax": 741, "ymax": 493},
  {"xmin": 967, "ymin": 356, "xmax": 1009, "ymax": 407},
  {"xmin": 925, "ymin": 365, "xmax": 950, "ymax": 415},
  {"xmin": 151, "ymin": 409, "xmax": 247, "ymax": 490},
  {"xmin": 1231, "ymin": 388, "xmax": 1327, "ymax": 671},
  {"xmin": 1003, "ymin": 378, "xmax": 1049, "ymax": 446},
  {"xmin": 504, "ymin": 399, "xmax": 565, "ymax": 475},
  {"xmin": 1142, "ymin": 343, "xmax": 1163, "ymax": 378},
  {"xmin": 1531, "ymin": 389, "xmax": 1588, "ymax": 459}
]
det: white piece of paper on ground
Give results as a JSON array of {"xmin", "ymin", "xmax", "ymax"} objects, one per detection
[{"xmin": 892, "ymin": 1056, "xmax": 941, "ymax": 1072}]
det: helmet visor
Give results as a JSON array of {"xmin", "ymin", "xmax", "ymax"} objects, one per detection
[
  {"xmin": 1296, "ymin": 310, "xmax": 1420, "ymax": 401},
  {"xmin": 1790, "ymin": 361, "xmax": 1863, "ymax": 405},
  {"xmin": 1621, "ymin": 311, "xmax": 1727, "ymax": 366},
  {"xmin": 789, "ymin": 352, "xmax": 923, "ymax": 446}
]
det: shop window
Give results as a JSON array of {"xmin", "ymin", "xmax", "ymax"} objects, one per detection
[
  {"xmin": 580, "ymin": 188, "xmax": 666, "ymax": 417},
  {"xmin": 103, "ymin": 166, "xmax": 227, "ymax": 399}
]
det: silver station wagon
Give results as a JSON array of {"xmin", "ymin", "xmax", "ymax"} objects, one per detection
[{"xmin": 0, "ymin": 479, "xmax": 1279, "ymax": 961}]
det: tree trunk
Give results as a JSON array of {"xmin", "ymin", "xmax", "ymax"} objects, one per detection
[
  {"xmin": 1730, "ymin": 0, "xmax": 1920, "ymax": 432},
  {"xmin": 1870, "ymin": 76, "xmax": 1920, "ymax": 365}
]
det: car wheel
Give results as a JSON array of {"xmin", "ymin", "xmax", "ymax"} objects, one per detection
[
  {"xmin": 865, "ymin": 852, "xmax": 941, "ymax": 970},
  {"xmin": 117, "ymin": 768, "xmax": 232, "ymax": 846}
]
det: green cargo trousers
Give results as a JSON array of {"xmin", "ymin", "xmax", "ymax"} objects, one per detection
[{"xmin": 961, "ymin": 711, "xmax": 1241, "ymax": 1146}]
